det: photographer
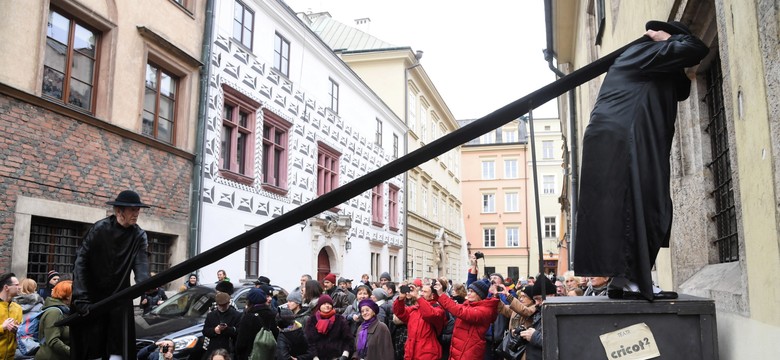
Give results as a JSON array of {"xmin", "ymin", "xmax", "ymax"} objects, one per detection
[
  {"xmin": 519, "ymin": 275, "xmax": 556, "ymax": 360},
  {"xmin": 496, "ymin": 285, "xmax": 536, "ymax": 360},
  {"xmin": 137, "ymin": 339, "xmax": 175, "ymax": 360},
  {"xmin": 392, "ymin": 282, "xmax": 446, "ymax": 360}
]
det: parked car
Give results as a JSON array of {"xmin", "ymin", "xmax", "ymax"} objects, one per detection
[{"xmin": 135, "ymin": 282, "xmax": 288, "ymax": 359}]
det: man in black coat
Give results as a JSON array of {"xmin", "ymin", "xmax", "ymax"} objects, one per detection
[
  {"xmin": 574, "ymin": 20, "xmax": 709, "ymax": 300},
  {"xmin": 203, "ymin": 291, "xmax": 241, "ymax": 358},
  {"xmin": 72, "ymin": 190, "xmax": 152, "ymax": 359}
]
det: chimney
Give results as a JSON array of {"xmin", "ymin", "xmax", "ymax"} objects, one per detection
[{"xmin": 354, "ymin": 17, "xmax": 371, "ymax": 33}]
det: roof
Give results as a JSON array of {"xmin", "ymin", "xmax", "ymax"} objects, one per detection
[{"xmin": 306, "ymin": 13, "xmax": 397, "ymax": 51}]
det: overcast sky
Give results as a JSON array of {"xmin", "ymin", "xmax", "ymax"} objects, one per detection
[{"xmin": 283, "ymin": 0, "xmax": 560, "ymax": 120}]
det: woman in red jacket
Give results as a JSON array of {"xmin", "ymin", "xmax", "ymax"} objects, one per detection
[{"xmin": 434, "ymin": 279, "xmax": 498, "ymax": 360}]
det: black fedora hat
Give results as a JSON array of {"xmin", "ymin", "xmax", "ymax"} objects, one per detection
[
  {"xmin": 106, "ymin": 190, "xmax": 150, "ymax": 208},
  {"xmin": 646, "ymin": 20, "xmax": 692, "ymax": 36}
]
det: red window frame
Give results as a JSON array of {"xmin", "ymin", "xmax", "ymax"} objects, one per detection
[
  {"xmin": 261, "ymin": 109, "xmax": 290, "ymax": 194},
  {"xmin": 317, "ymin": 142, "xmax": 341, "ymax": 210},
  {"xmin": 220, "ymin": 87, "xmax": 258, "ymax": 185},
  {"xmin": 388, "ymin": 184, "xmax": 399, "ymax": 231},
  {"xmin": 372, "ymin": 184, "xmax": 384, "ymax": 227}
]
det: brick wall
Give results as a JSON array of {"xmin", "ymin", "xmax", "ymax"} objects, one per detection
[{"xmin": 0, "ymin": 94, "xmax": 193, "ymax": 270}]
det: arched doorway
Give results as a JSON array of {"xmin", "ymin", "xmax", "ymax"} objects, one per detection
[{"xmin": 317, "ymin": 248, "xmax": 331, "ymax": 282}]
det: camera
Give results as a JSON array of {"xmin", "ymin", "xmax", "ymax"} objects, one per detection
[
  {"xmin": 508, "ymin": 326, "xmax": 528, "ymax": 351},
  {"xmin": 496, "ymin": 285, "xmax": 504, "ymax": 292},
  {"xmin": 162, "ymin": 345, "xmax": 169, "ymax": 353},
  {"xmin": 474, "ymin": 251, "xmax": 484, "ymax": 259}
]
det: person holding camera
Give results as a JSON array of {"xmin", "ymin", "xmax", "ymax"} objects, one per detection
[
  {"xmin": 496, "ymin": 285, "xmax": 536, "ymax": 360},
  {"xmin": 518, "ymin": 275, "xmax": 557, "ymax": 360},
  {"xmin": 202, "ymin": 292, "xmax": 240, "ymax": 359},
  {"xmin": 136, "ymin": 339, "xmax": 174, "ymax": 360},
  {"xmin": 392, "ymin": 282, "xmax": 447, "ymax": 360},
  {"xmin": 432, "ymin": 278, "xmax": 498, "ymax": 360}
]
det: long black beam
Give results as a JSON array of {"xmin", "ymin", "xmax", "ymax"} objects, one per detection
[{"xmin": 58, "ymin": 36, "xmax": 649, "ymax": 326}]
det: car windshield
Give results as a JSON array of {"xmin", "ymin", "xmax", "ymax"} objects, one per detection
[{"xmin": 151, "ymin": 290, "xmax": 214, "ymax": 317}]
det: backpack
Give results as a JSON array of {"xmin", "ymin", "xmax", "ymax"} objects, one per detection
[
  {"xmin": 248, "ymin": 313, "xmax": 276, "ymax": 360},
  {"xmin": 16, "ymin": 305, "xmax": 67, "ymax": 356}
]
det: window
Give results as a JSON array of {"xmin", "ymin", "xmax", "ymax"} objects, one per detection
[
  {"xmin": 371, "ymin": 252, "xmax": 380, "ymax": 281},
  {"xmin": 388, "ymin": 185, "xmax": 399, "ymax": 231},
  {"xmin": 142, "ymin": 62, "xmax": 177, "ymax": 144},
  {"xmin": 389, "ymin": 255, "xmax": 397, "ymax": 281},
  {"xmin": 372, "ymin": 184, "xmax": 384, "ymax": 226},
  {"xmin": 273, "ymin": 32, "xmax": 291, "ymax": 77},
  {"xmin": 544, "ymin": 217, "xmax": 556, "ymax": 238},
  {"xmin": 317, "ymin": 143, "xmax": 340, "ymax": 196},
  {"xmin": 407, "ymin": 92, "xmax": 417, "ymax": 133},
  {"xmin": 328, "ymin": 78, "xmax": 339, "ymax": 113},
  {"xmin": 503, "ymin": 129, "xmax": 517, "ymax": 143},
  {"xmin": 27, "ymin": 217, "xmax": 88, "ymax": 288},
  {"xmin": 704, "ymin": 57, "xmax": 738, "ymax": 263},
  {"xmin": 482, "ymin": 161, "xmax": 495, "ymax": 180},
  {"xmin": 543, "ymin": 175, "xmax": 555, "ymax": 194},
  {"xmin": 375, "ymin": 118, "xmax": 383, "ymax": 146},
  {"xmin": 505, "ymin": 192, "xmax": 519, "ymax": 212},
  {"xmin": 506, "ymin": 227, "xmax": 519, "ymax": 247},
  {"xmin": 421, "ymin": 188, "xmax": 428, "ymax": 216},
  {"xmin": 420, "ymin": 105, "xmax": 428, "ymax": 142},
  {"xmin": 508, "ymin": 267, "xmax": 519, "ymax": 282},
  {"xmin": 393, "ymin": 134, "xmax": 399, "ymax": 158},
  {"xmin": 505, "ymin": 159, "xmax": 518, "ymax": 179},
  {"xmin": 221, "ymin": 89, "xmax": 257, "ymax": 183},
  {"xmin": 542, "ymin": 140, "xmax": 554, "ymax": 159},
  {"xmin": 246, "ymin": 240, "xmax": 259, "ymax": 279},
  {"xmin": 594, "ymin": 0, "xmax": 606, "ymax": 45},
  {"xmin": 233, "ymin": 1, "xmax": 254, "ymax": 49},
  {"xmin": 483, "ymin": 228, "xmax": 496, "ymax": 247},
  {"xmin": 262, "ymin": 110, "xmax": 291, "ymax": 191},
  {"xmin": 42, "ymin": 9, "xmax": 99, "ymax": 112},
  {"xmin": 147, "ymin": 232, "xmax": 174, "ymax": 276},
  {"xmin": 432, "ymin": 195, "xmax": 439, "ymax": 221},
  {"xmin": 479, "ymin": 131, "xmax": 495, "ymax": 144},
  {"xmin": 408, "ymin": 179, "xmax": 417, "ymax": 211},
  {"xmin": 482, "ymin": 193, "xmax": 495, "ymax": 213}
]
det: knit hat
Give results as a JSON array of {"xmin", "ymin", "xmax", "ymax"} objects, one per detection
[
  {"xmin": 286, "ymin": 290, "xmax": 302, "ymax": 304},
  {"xmin": 317, "ymin": 294, "xmax": 334, "ymax": 310},
  {"xmin": 519, "ymin": 285, "xmax": 535, "ymax": 299},
  {"xmin": 372, "ymin": 288, "xmax": 387, "ymax": 301},
  {"xmin": 254, "ymin": 275, "xmax": 271, "ymax": 285},
  {"xmin": 215, "ymin": 281, "xmax": 234, "ymax": 294},
  {"xmin": 358, "ymin": 299, "xmax": 379, "ymax": 316},
  {"xmin": 46, "ymin": 270, "xmax": 60, "ymax": 283},
  {"xmin": 489, "ymin": 272, "xmax": 504, "ymax": 284},
  {"xmin": 533, "ymin": 273, "xmax": 557, "ymax": 296},
  {"xmin": 468, "ymin": 279, "xmax": 491, "ymax": 300},
  {"xmin": 323, "ymin": 273, "xmax": 337, "ymax": 284},
  {"xmin": 215, "ymin": 292, "xmax": 231, "ymax": 305},
  {"xmin": 247, "ymin": 288, "xmax": 267, "ymax": 305},
  {"xmin": 413, "ymin": 278, "xmax": 423, "ymax": 287},
  {"xmin": 379, "ymin": 272, "xmax": 392, "ymax": 281}
]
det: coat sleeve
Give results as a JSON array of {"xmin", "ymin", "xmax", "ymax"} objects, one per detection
[
  {"xmin": 437, "ymin": 293, "xmax": 495, "ymax": 325},
  {"xmin": 202, "ymin": 311, "xmax": 219, "ymax": 338},
  {"xmin": 377, "ymin": 323, "xmax": 394, "ymax": 357},
  {"xmin": 132, "ymin": 230, "xmax": 151, "ymax": 284},
  {"xmin": 40, "ymin": 308, "xmax": 70, "ymax": 357},
  {"xmin": 506, "ymin": 296, "xmax": 535, "ymax": 318},
  {"xmin": 235, "ymin": 314, "xmax": 256, "ymax": 360},
  {"xmin": 72, "ymin": 224, "xmax": 97, "ymax": 302},
  {"xmin": 392, "ymin": 297, "xmax": 410, "ymax": 323},
  {"xmin": 417, "ymin": 298, "xmax": 446, "ymax": 334},
  {"xmin": 639, "ymin": 34, "xmax": 709, "ymax": 73}
]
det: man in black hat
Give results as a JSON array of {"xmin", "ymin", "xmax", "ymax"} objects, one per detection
[
  {"xmin": 574, "ymin": 20, "xmax": 709, "ymax": 301},
  {"xmin": 71, "ymin": 189, "xmax": 152, "ymax": 359}
]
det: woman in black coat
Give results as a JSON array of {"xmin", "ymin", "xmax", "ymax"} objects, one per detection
[
  {"xmin": 303, "ymin": 294, "xmax": 353, "ymax": 359},
  {"xmin": 235, "ymin": 288, "xmax": 278, "ymax": 360}
]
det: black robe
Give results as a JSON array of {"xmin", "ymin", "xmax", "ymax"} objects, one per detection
[
  {"xmin": 574, "ymin": 33, "xmax": 708, "ymax": 300},
  {"xmin": 71, "ymin": 215, "xmax": 150, "ymax": 359}
]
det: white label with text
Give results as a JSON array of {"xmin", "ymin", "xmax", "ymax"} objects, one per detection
[{"xmin": 599, "ymin": 323, "xmax": 661, "ymax": 360}]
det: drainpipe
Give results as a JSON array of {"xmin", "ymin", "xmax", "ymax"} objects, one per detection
[
  {"xmin": 543, "ymin": 0, "xmax": 577, "ymax": 270},
  {"xmin": 189, "ymin": 0, "xmax": 215, "ymax": 259},
  {"xmin": 403, "ymin": 55, "xmax": 422, "ymax": 280}
]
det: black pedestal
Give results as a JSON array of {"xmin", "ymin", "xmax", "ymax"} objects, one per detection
[{"xmin": 542, "ymin": 295, "xmax": 718, "ymax": 360}]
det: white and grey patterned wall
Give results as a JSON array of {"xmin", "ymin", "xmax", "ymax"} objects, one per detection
[{"xmin": 202, "ymin": 34, "xmax": 404, "ymax": 247}]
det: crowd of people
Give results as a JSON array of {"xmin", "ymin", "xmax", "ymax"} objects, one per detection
[{"xmin": 188, "ymin": 254, "xmax": 608, "ymax": 360}]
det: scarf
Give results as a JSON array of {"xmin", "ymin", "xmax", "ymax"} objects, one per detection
[
  {"xmin": 315, "ymin": 309, "xmax": 336, "ymax": 334},
  {"xmin": 357, "ymin": 316, "xmax": 377, "ymax": 358}
]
